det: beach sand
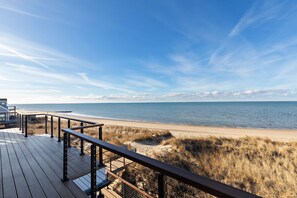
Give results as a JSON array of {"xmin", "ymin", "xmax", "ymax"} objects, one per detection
[{"xmin": 59, "ymin": 113, "xmax": 297, "ymax": 142}]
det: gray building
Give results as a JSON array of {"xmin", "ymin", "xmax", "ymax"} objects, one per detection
[{"xmin": 0, "ymin": 98, "xmax": 9, "ymax": 122}]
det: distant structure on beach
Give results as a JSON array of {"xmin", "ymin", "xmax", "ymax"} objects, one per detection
[
  {"xmin": 0, "ymin": 98, "xmax": 17, "ymax": 126},
  {"xmin": 0, "ymin": 98, "xmax": 9, "ymax": 122}
]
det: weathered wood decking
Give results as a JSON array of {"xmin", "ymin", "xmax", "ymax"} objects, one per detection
[{"xmin": 0, "ymin": 128, "xmax": 119, "ymax": 198}]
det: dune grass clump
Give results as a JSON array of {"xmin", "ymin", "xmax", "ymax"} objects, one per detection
[
  {"xmin": 96, "ymin": 125, "xmax": 171, "ymax": 145},
  {"xmin": 124, "ymin": 137, "xmax": 297, "ymax": 197}
]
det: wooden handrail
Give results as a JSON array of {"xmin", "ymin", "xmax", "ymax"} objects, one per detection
[
  {"xmin": 63, "ymin": 128, "xmax": 260, "ymax": 198},
  {"xmin": 70, "ymin": 124, "xmax": 104, "ymax": 130},
  {"xmin": 19, "ymin": 112, "xmax": 260, "ymax": 198}
]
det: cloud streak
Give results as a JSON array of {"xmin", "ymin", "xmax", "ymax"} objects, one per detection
[
  {"xmin": 0, "ymin": 44, "xmax": 53, "ymax": 70},
  {"xmin": 229, "ymin": 1, "xmax": 286, "ymax": 37},
  {"xmin": 0, "ymin": 4, "xmax": 47, "ymax": 19}
]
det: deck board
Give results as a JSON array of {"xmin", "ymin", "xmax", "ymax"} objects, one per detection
[
  {"xmin": 10, "ymin": 131, "xmax": 62, "ymax": 198},
  {"xmin": 25, "ymin": 134, "xmax": 88, "ymax": 197},
  {"xmin": 31, "ymin": 135, "xmax": 91, "ymax": 178},
  {"xmin": 0, "ymin": 134, "xmax": 3, "ymax": 197},
  {"xmin": 4, "ymin": 131, "xmax": 32, "ymax": 198},
  {"xmin": 0, "ymin": 128, "xmax": 120, "ymax": 198},
  {"xmin": 0, "ymin": 128, "xmax": 91, "ymax": 198},
  {"xmin": 6, "ymin": 131, "xmax": 46, "ymax": 198},
  {"xmin": 0, "ymin": 131, "xmax": 18, "ymax": 198}
]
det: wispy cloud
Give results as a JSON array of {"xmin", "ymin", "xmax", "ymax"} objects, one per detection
[
  {"xmin": 144, "ymin": 53, "xmax": 205, "ymax": 76},
  {"xmin": 6, "ymin": 63, "xmax": 68, "ymax": 81},
  {"xmin": 0, "ymin": 4, "xmax": 46, "ymax": 19},
  {"xmin": 77, "ymin": 72, "xmax": 132, "ymax": 93},
  {"xmin": 229, "ymin": 1, "xmax": 287, "ymax": 37},
  {"xmin": 0, "ymin": 52, "xmax": 62, "ymax": 61},
  {"xmin": 125, "ymin": 75, "xmax": 167, "ymax": 90},
  {"xmin": 1, "ymin": 1, "xmax": 297, "ymax": 103},
  {"xmin": 0, "ymin": 44, "xmax": 53, "ymax": 70}
]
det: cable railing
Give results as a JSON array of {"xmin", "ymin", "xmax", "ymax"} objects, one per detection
[{"xmin": 18, "ymin": 112, "xmax": 261, "ymax": 198}]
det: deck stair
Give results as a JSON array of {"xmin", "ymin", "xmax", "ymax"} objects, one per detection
[{"xmin": 73, "ymin": 166, "xmax": 111, "ymax": 196}]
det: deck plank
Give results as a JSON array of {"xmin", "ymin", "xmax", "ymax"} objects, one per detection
[
  {"xmin": 13, "ymin": 132, "xmax": 76, "ymax": 198},
  {"xmin": 25, "ymin": 135, "xmax": 88, "ymax": 197},
  {"xmin": 0, "ymin": 135, "xmax": 3, "ymax": 198},
  {"xmin": 37, "ymin": 136, "xmax": 92, "ymax": 173},
  {"xmin": 3, "ymin": 131, "xmax": 32, "ymax": 198},
  {"xmin": 0, "ymin": 131, "xmax": 18, "ymax": 198},
  {"xmin": 6, "ymin": 130, "xmax": 46, "ymax": 198},
  {"xmin": 31, "ymin": 136, "xmax": 90, "ymax": 178},
  {"xmin": 9, "ymin": 130, "xmax": 62, "ymax": 198},
  {"xmin": 0, "ymin": 128, "xmax": 115, "ymax": 198}
]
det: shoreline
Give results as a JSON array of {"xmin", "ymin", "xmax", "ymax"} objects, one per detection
[{"xmin": 61, "ymin": 113, "xmax": 297, "ymax": 142}]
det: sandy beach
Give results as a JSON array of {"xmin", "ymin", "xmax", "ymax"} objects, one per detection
[{"xmin": 60, "ymin": 113, "xmax": 297, "ymax": 142}]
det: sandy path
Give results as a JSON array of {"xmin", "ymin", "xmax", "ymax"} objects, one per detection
[{"xmin": 59, "ymin": 114, "xmax": 297, "ymax": 142}]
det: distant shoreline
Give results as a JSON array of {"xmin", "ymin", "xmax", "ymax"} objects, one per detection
[
  {"xmin": 61, "ymin": 113, "xmax": 297, "ymax": 142},
  {"xmin": 17, "ymin": 102, "xmax": 297, "ymax": 129}
]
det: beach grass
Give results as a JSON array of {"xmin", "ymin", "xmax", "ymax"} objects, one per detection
[
  {"xmin": 26, "ymin": 117, "xmax": 297, "ymax": 197},
  {"xmin": 123, "ymin": 136, "xmax": 297, "ymax": 197}
]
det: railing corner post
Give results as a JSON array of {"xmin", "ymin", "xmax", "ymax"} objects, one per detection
[
  {"xmin": 50, "ymin": 116, "xmax": 54, "ymax": 138},
  {"xmin": 19, "ymin": 114, "xmax": 21, "ymax": 130},
  {"xmin": 90, "ymin": 144, "xmax": 97, "ymax": 198},
  {"xmin": 61, "ymin": 132, "xmax": 69, "ymax": 182},
  {"xmin": 67, "ymin": 119, "xmax": 71, "ymax": 148},
  {"xmin": 57, "ymin": 117, "xmax": 61, "ymax": 142},
  {"xmin": 80, "ymin": 122, "xmax": 84, "ymax": 155},
  {"xmin": 25, "ymin": 115, "xmax": 28, "ymax": 137},
  {"xmin": 21, "ymin": 115, "xmax": 24, "ymax": 133},
  {"xmin": 158, "ymin": 173, "xmax": 166, "ymax": 198},
  {"xmin": 45, "ymin": 115, "xmax": 48, "ymax": 134},
  {"xmin": 99, "ymin": 126, "xmax": 103, "ymax": 166}
]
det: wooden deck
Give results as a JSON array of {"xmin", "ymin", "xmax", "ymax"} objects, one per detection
[{"xmin": 0, "ymin": 128, "xmax": 120, "ymax": 198}]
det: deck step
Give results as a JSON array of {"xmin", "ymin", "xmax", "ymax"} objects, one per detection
[{"xmin": 73, "ymin": 167, "xmax": 111, "ymax": 195}]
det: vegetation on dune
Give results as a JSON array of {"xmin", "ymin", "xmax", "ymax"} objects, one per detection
[
  {"xmin": 27, "ymin": 117, "xmax": 171, "ymax": 145},
  {"xmin": 124, "ymin": 136, "xmax": 297, "ymax": 197},
  {"xmin": 26, "ymin": 118, "xmax": 297, "ymax": 197}
]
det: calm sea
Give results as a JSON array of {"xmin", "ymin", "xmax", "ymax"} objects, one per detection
[{"xmin": 16, "ymin": 102, "xmax": 297, "ymax": 129}]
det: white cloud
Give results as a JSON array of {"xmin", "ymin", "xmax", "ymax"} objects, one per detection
[
  {"xmin": 125, "ymin": 75, "xmax": 167, "ymax": 89},
  {"xmin": 229, "ymin": 1, "xmax": 287, "ymax": 37},
  {"xmin": 6, "ymin": 63, "xmax": 69, "ymax": 82},
  {"xmin": 76, "ymin": 72, "xmax": 132, "ymax": 93},
  {"xmin": 0, "ymin": 4, "xmax": 47, "ymax": 19},
  {"xmin": 0, "ymin": 44, "xmax": 53, "ymax": 70}
]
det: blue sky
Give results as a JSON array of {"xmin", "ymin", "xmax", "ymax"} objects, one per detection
[{"xmin": 1, "ymin": 0, "xmax": 297, "ymax": 103}]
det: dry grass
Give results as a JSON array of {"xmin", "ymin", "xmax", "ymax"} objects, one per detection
[
  {"xmin": 26, "ymin": 117, "xmax": 297, "ymax": 197},
  {"xmin": 124, "ymin": 136, "xmax": 297, "ymax": 197},
  {"xmin": 26, "ymin": 117, "xmax": 171, "ymax": 144}
]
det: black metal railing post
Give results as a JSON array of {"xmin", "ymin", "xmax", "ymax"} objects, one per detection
[
  {"xmin": 67, "ymin": 119, "xmax": 71, "ymax": 147},
  {"xmin": 90, "ymin": 144, "xmax": 97, "ymax": 198},
  {"xmin": 45, "ymin": 115, "xmax": 48, "ymax": 134},
  {"xmin": 57, "ymin": 117, "xmax": 61, "ymax": 142},
  {"xmin": 20, "ymin": 114, "xmax": 23, "ymax": 131},
  {"xmin": 18, "ymin": 113, "xmax": 21, "ymax": 130},
  {"xmin": 99, "ymin": 126, "xmax": 103, "ymax": 166},
  {"xmin": 80, "ymin": 122, "xmax": 84, "ymax": 155},
  {"xmin": 158, "ymin": 173, "xmax": 166, "ymax": 198},
  {"xmin": 62, "ymin": 132, "xmax": 69, "ymax": 182},
  {"xmin": 21, "ymin": 115, "xmax": 24, "ymax": 133},
  {"xmin": 50, "ymin": 116, "xmax": 54, "ymax": 138},
  {"xmin": 25, "ymin": 115, "xmax": 28, "ymax": 137}
]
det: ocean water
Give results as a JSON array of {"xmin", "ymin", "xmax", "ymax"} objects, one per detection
[{"xmin": 16, "ymin": 102, "xmax": 297, "ymax": 129}]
